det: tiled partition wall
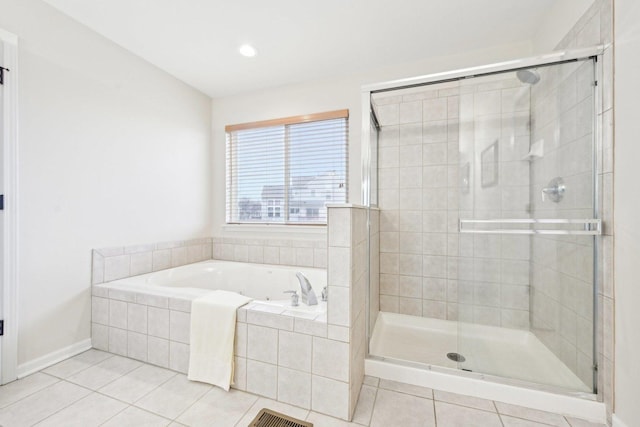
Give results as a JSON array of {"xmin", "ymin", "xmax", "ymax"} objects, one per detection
[
  {"xmin": 327, "ymin": 206, "xmax": 369, "ymax": 419},
  {"xmin": 374, "ymin": 77, "xmax": 532, "ymax": 329}
]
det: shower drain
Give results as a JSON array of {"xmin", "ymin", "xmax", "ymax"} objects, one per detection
[{"xmin": 447, "ymin": 352, "xmax": 466, "ymax": 362}]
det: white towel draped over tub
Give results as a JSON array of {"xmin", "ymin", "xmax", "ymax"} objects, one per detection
[{"xmin": 187, "ymin": 290, "xmax": 252, "ymax": 390}]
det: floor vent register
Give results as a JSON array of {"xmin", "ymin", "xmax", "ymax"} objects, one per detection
[{"xmin": 249, "ymin": 408, "xmax": 313, "ymax": 427}]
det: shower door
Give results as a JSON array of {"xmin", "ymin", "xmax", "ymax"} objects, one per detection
[{"xmin": 455, "ymin": 58, "xmax": 599, "ymax": 393}]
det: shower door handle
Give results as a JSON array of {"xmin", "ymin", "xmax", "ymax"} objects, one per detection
[{"xmin": 458, "ymin": 218, "xmax": 601, "ymax": 235}]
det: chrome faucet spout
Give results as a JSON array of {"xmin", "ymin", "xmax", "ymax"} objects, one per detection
[{"xmin": 295, "ymin": 272, "xmax": 318, "ymax": 306}]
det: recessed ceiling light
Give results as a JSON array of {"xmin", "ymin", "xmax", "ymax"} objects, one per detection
[{"xmin": 239, "ymin": 44, "xmax": 257, "ymax": 57}]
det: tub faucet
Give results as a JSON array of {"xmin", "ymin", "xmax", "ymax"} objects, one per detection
[{"xmin": 295, "ymin": 272, "xmax": 318, "ymax": 306}]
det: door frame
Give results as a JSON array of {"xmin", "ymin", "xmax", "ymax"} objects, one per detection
[{"xmin": 0, "ymin": 27, "xmax": 19, "ymax": 385}]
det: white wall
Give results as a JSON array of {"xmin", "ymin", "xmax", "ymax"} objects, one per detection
[
  {"xmin": 0, "ymin": 0, "xmax": 212, "ymax": 367},
  {"xmin": 614, "ymin": 1, "xmax": 640, "ymax": 425},
  {"xmin": 211, "ymin": 42, "xmax": 531, "ymax": 238},
  {"xmin": 531, "ymin": 0, "xmax": 595, "ymax": 52}
]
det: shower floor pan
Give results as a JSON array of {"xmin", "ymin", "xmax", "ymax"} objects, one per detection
[{"xmin": 369, "ymin": 311, "xmax": 590, "ymax": 393}]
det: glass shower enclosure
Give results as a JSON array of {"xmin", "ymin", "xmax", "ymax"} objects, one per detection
[{"xmin": 364, "ymin": 49, "xmax": 601, "ymax": 394}]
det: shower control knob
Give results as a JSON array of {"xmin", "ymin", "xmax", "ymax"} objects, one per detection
[{"xmin": 541, "ymin": 177, "xmax": 565, "ymax": 203}]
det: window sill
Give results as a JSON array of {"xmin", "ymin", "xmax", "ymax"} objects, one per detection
[{"xmin": 222, "ymin": 223, "xmax": 327, "ymax": 236}]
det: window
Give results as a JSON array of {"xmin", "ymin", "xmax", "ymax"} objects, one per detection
[{"xmin": 226, "ymin": 110, "xmax": 348, "ymax": 225}]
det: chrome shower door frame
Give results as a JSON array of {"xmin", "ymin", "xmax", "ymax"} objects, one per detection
[{"xmin": 361, "ymin": 45, "xmax": 605, "ymax": 396}]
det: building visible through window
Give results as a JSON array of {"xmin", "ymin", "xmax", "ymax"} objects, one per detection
[{"xmin": 226, "ymin": 110, "xmax": 348, "ymax": 225}]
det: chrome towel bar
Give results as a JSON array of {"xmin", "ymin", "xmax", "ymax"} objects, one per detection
[{"xmin": 458, "ymin": 218, "xmax": 601, "ymax": 235}]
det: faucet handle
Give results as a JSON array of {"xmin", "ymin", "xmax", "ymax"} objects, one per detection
[
  {"xmin": 321, "ymin": 286, "xmax": 328, "ymax": 302},
  {"xmin": 283, "ymin": 290, "xmax": 299, "ymax": 307}
]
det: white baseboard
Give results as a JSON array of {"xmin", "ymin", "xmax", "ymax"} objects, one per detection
[
  {"xmin": 17, "ymin": 339, "xmax": 92, "ymax": 378},
  {"xmin": 613, "ymin": 414, "xmax": 631, "ymax": 427}
]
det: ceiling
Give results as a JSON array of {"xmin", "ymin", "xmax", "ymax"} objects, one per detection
[{"xmin": 43, "ymin": 0, "xmax": 560, "ymax": 98}]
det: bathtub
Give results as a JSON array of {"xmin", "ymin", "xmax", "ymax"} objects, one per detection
[
  {"xmin": 92, "ymin": 259, "xmax": 330, "ymax": 404},
  {"xmin": 97, "ymin": 259, "xmax": 327, "ymax": 315}
]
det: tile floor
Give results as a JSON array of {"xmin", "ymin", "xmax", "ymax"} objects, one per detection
[{"xmin": 0, "ymin": 349, "xmax": 605, "ymax": 427}]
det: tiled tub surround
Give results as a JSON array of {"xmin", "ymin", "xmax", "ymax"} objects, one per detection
[
  {"xmin": 92, "ymin": 238, "xmax": 213, "ymax": 285},
  {"xmin": 92, "ymin": 273, "xmax": 357, "ymax": 418},
  {"xmin": 373, "ymin": 74, "xmax": 532, "ymax": 330},
  {"xmin": 91, "ymin": 206, "xmax": 367, "ymax": 420},
  {"xmin": 212, "ymin": 236, "xmax": 327, "ymax": 269},
  {"xmin": 93, "ymin": 236, "xmax": 327, "ymax": 287},
  {"xmin": 98, "ymin": 260, "xmax": 328, "ymax": 302}
]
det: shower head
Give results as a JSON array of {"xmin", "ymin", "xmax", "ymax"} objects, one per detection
[{"xmin": 516, "ymin": 69, "xmax": 540, "ymax": 85}]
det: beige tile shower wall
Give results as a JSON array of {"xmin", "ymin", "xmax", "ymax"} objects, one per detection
[
  {"xmin": 457, "ymin": 78, "xmax": 532, "ymax": 329},
  {"xmin": 92, "ymin": 238, "xmax": 213, "ymax": 285},
  {"xmin": 537, "ymin": 0, "xmax": 613, "ymax": 420},
  {"xmin": 212, "ymin": 237, "xmax": 327, "ymax": 269},
  {"xmin": 327, "ymin": 206, "xmax": 368, "ymax": 420},
  {"xmin": 528, "ymin": 58, "xmax": 596, "ymax": 388},
  {"xmin": 375, "ymin": 77, "xmax": 531, "ymax": 329}
]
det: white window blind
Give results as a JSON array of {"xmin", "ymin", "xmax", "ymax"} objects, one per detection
[{"xmin": 226, "ymin": 110, "xmax": 348, "ymax": 225}]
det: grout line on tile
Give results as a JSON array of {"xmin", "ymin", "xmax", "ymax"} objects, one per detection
[
  {"xmin": 494, "ymin": 401, "xmax": 506, "ymax": 427},
  {"xmin": 43, "ymin": 352, "xmax": 116, "ymax": 380},
  {"xmin": 433, "ymin": 396, "xmax": 438, "ymax": 427},
  {"xmin": 233, "ymin": 396, "xmax": 265, "ymax": 427},
  {"xmin": 81, "ymin": 360, "xmax": 142, "ymax": 393},
  {"xmin": 169, "ymin": 378, "xmax": 217, "ymax": 423},
  {"xmin": 377, "ymin": 383, "xmax": 434, "ymax": 400},
  {"xmin": 0, "ymin": 373, "xmax": 63, "ymax": 410},
  {"xmin": 131, "ymin": 370, "xmax": 178, "ymax": 404},
  {"xmin": 364, "ymin": 385, "xmax": 379, "ymax": 426},
  {"xmin": 495, "ymin": 411, "xmax": 558, "ymax": 427},
  {"xmin": 96, "ymin": 403, "xmax": 130, "ymax": 426},
  {"xmin": 97, "ymin": 405, "xmax": 173, "ymax": 426},
  {"xmin": 29, "ymin": 387, "xmax": 96, "ymax": 426},
  {"xmin": 93, "ymin": 369, "xmax": 178, "ymax": 408},
  {"xmin": 233, "ymin": 403, "xmax": 253, "ymax": 426},
  {"xmin": 493, "ymin": 401, "xmax": 502, "ymax": 424},
  {"xmin": 432, "ymin": 395, "xmax": 499, "ymax": 415}
]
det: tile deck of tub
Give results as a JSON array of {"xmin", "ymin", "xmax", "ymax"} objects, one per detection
[{"xmin": 0, "ymin": 349, "xmax": 605, "ymax": 427}]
